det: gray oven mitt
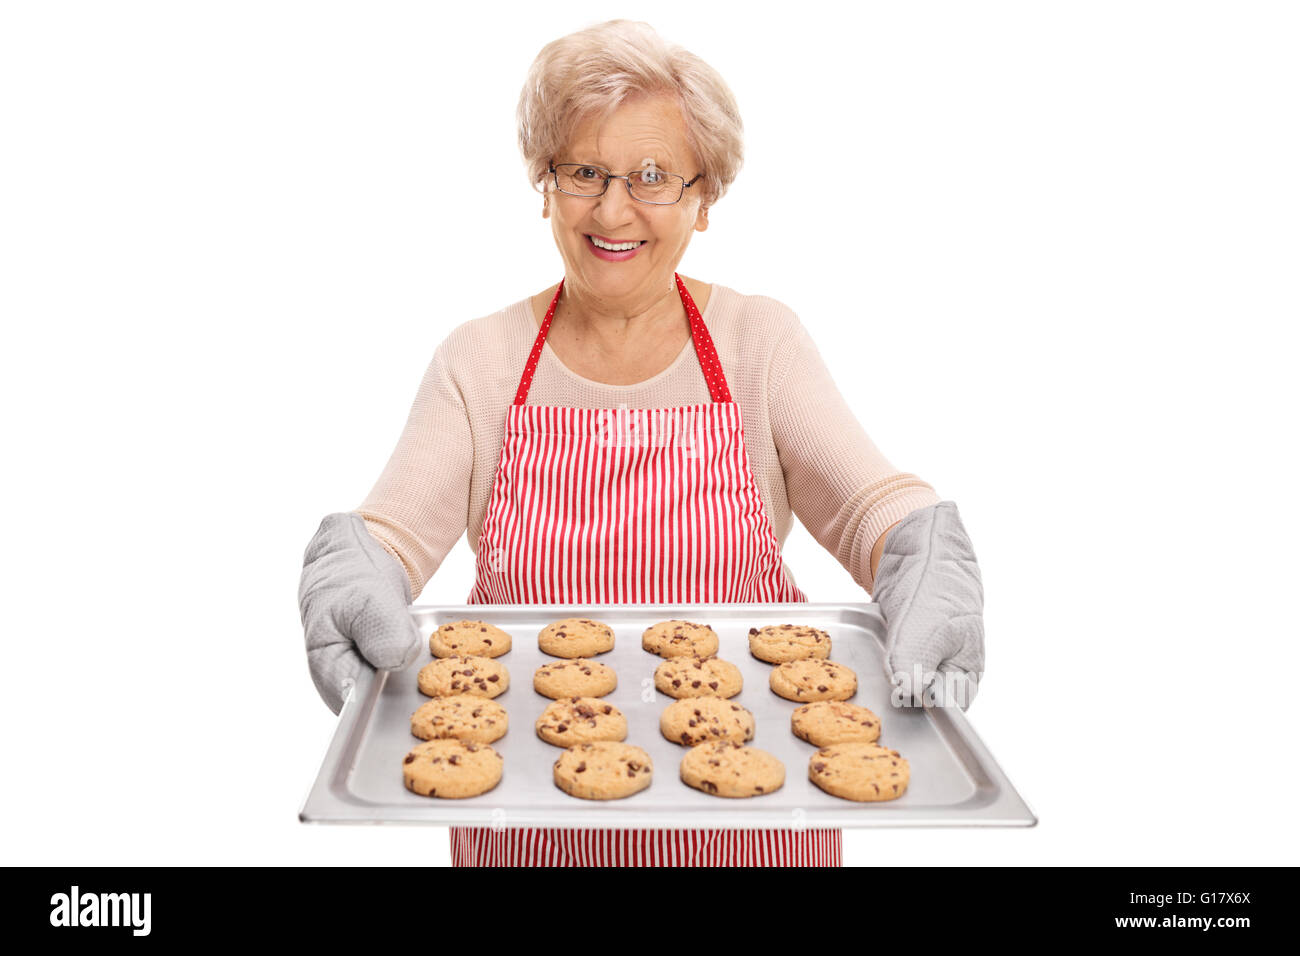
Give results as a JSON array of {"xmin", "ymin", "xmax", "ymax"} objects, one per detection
[
  {"xmin": 299, "ymin": 512, "xmax": 423, "ymax": 714},
  {"xmin": 871, "ymin": 501, "xmax": 984, "ymax": 709}
]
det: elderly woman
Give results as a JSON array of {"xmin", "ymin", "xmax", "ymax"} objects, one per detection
[{"xmin": 299, "ymin": 19, "xmax": 984, "ymax": 867}]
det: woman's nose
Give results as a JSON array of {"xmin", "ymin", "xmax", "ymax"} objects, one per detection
[{"xmin": 592, "ymin": 178, "xmax": 639, "ymax": 223}]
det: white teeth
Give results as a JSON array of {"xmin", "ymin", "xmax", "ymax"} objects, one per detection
[{"xmin": 589, "ymin": 236, "xmax": 644, "ymax": 251}]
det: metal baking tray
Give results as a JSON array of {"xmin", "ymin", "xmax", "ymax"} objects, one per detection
[{"xmin": 300, "ymin": 603, "xmax": 1036, "ymax": 828}]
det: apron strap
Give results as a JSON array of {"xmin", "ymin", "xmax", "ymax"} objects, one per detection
[
  {"xmin": 513, "ymin": 272, "xmax": 733, "ymax": 406},
  {"xmin": 677, "ymin": 272, "xmax": 733, "ymax": 404}
]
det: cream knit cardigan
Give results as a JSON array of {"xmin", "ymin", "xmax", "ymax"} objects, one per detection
[{"xmin": 357, "ymin": 282, "xmax": 940, "ymax": 600}]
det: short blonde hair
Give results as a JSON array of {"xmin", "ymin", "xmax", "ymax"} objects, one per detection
[{"xmin": 517, "ymin": 19, "xmax": 744, "ymax": 209}]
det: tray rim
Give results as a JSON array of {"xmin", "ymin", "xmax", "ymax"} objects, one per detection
[{"xmin": 299, "ymin": 601, "xmax": 1038, "ymax": 829}]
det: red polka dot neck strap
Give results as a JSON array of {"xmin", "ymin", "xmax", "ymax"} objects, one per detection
[{"xmin": 512, "ymin": 272, "xmax": 733, "ymax": 406}]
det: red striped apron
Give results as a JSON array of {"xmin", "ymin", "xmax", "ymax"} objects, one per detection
[{"xmin": 452, "ymin": 273, "xmax": 840, "ymax": 866}]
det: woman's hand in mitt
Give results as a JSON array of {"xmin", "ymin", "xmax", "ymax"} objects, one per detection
[
  {"xmin": 298, "ymin": 512, "xmax": 423, "ymax": 713},
  {"xmin": 871, "ymin": 501, "xmax": 984, "ymax": 709}
]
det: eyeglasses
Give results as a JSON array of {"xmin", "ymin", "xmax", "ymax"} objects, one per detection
[{"xmin": 549, "ymin": 162, "xmax": 703, "ymax": 205}]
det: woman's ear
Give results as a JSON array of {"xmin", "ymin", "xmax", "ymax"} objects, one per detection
[{"xmin": 695, "ymin": 202, "xmax": 709, "ymax": 232}]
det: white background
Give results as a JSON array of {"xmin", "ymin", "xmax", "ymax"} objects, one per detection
[{"xmin": 2, "ymin": 0, "xmax": 1296, "ymax": 865}]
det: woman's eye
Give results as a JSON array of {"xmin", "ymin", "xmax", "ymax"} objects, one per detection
[{"xmin": 576, "ymin": 166, "xmax": 602, "ymax": 180}]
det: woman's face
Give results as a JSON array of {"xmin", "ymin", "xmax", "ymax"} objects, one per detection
[{"xmin": 543, "ymin": 92, "xmax": 708, "ymax": 307}]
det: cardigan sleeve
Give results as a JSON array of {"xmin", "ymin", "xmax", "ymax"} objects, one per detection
[
  {"xmin": 768, "ymin": 313, "xmax": 941, "ymax": 595},
  {"xmin": 355, "ymin": 342, "xmax": 474, "ymax": 600}
]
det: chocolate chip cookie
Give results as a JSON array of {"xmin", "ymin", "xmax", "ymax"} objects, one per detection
[
  {"xmin": 653, "ymin": 656, "xmax": 743, "ymax": 699},
  {"xmin": 790, "ymin": 700, "xmax": 881, "ymax": 747},
  {"xmin": 641, "ymin": 619, "xmax": 719, "ymax": 659},
  {"xmin": 428, "ymin": 620, "xmax": 512, "ymax": 659},
  {"xmin": 417, "ymin": 656, "xmax": 509, "ymax": 699},
  {"xmin": 410, "ymin": 695, "xmax": 508, "ymax": 743},
  {"xmin": 532, "ymin": 658, "xmax": 618, "ymax": 699},
  {"xmin": 660, "ymin": 697, "xmax": 755, "ymax": 746},
  {"xmin": 809, "ymin": 743, "xmax": 910, "ymax": 802},
  {"xmin": 537, "ymin": 617, "xmax": 615, "ymax": 658},
  {"xmin": 769, "ymin": 659, "xmax": 857, "ymax": 702},
  {"xmin": 552, "ymin": 742, "xmax": 653, "ymax": 800},
  {"xmin": 679, "ymin": 741, "xmax": 785, "ymax": 798},
  {"xmin": 402, "ymin": 739, "xmax": 503, "ymax": 798},
  {"xmin": 747, "ymin": 623, "xmax": 831, "ymax": 663},
  {"xmin": 535, "ymin": 697, "xmax": 627, "ymax": 747}
]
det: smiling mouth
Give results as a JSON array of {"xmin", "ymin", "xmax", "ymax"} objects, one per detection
[{"xmin": 587, "ymin": 234, "xmax": 647, "ymax": 251}]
